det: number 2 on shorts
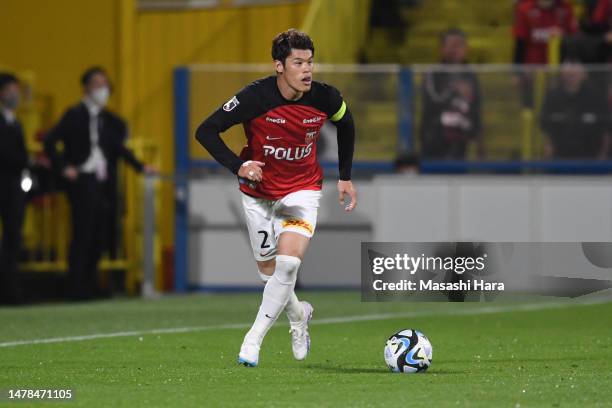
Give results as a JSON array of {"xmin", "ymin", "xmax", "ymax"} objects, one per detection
[{"xmin": 257, "ymin": 230, "xmax": 271, "ymax": 249}]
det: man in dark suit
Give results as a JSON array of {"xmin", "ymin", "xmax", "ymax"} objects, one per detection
[
  {"xmin": 0, "ymin": 72, "xmax": 28, "ymax": 305},
  {"xmin": 44, "ymin": 67, "xmax": 153, "ymax": 300}
]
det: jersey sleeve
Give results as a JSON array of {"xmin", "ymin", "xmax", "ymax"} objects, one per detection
[
  {"xmin": 322, "ymin": 84, "xmax": 355, "ymax": 180},
  {"xmin": 593, "ymin": 0, "xmax": 611, "ymax": 25},
  {"xmin": 513, "ymin": 4, "xmax": 530, "ymax": 39},
  {"xmin": 202, "ymin": 85, "xmax": 261, "ymax": 133},
  {"xmin": 195, "ymin": 85, "xmax": 262, "ymax": 174},
  {"xmin": 323, "ymin": 84, "xmax": 347, "ymax": 122}
]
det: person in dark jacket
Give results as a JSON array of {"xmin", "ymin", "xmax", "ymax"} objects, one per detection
[
  {"xmin": 44, "ymin": 67, "xmax": 153, "ymax": 300},
  {"xmin": 420, "ymin": 28, "xmax": 483, "ymax": 159},
  {"xmin": 0, "ymin": 72, "xmax": 28, "ymax": 305},
  {"xmin": 540, "ymin": 61, "xmax": 610, "ymax": 159}
]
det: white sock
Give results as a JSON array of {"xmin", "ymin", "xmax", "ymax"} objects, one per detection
[
  {"xmin": 259, "ymin": 271, "xmax": 304, "ymax": 326},
  {"xmin": 245, "ymin": 255, "xmax": 301, "ymax": 345}
]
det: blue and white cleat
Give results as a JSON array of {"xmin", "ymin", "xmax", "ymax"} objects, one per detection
[
  {"xmin": 238, "ymin": 342, "xmax": 260, "ymax": 367},
  {"xmin": 290, "ymin": 301, "xmax": 313, "ymax": 361}
]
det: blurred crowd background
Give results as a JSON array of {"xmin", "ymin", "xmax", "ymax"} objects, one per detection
[{"xmin": 1, "ymin": 0, "xmax": 611, "ymax": 303}]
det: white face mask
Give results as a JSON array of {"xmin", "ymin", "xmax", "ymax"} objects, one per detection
[{"xmin": 90, "ymin": 87, "xmax": 110, "ymax": 107}]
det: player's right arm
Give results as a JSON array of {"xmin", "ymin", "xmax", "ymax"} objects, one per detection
[{"xmin": 195, "ymin": 88, "xmax": 265, "ymax": 181}]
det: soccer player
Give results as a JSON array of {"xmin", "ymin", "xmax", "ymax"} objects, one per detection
[{"xmin": 195, "ymin": 29, "xmax": 356, "ymax": 367}]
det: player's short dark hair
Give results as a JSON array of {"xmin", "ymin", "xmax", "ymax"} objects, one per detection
[
  {"xmin": 271, "ymin": 29, "xmax": 315, "ymax": 64},
  {"xmin": 0, "ymin": 72, "xmax": 19, "ymax": 91},
  {"xmin": 440, "ymin": 28, "xmax": 467, "ymax": 44},
  {"xmin": 81, "ymin": 66, "xmax": 107, "ymax": 87}
]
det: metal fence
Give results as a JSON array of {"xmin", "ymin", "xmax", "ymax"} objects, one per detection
[{"xmin": 183, "ymin": 63, "xmax": 612, "ymax": 166}]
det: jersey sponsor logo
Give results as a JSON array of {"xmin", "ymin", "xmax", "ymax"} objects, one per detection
[
  {"xmin": 263, "ymin": 143, "xmax": 313, "ymax": 161},
  {"xmin": 266, "ymin": 135, "xmax": 282, "ymax": 140},
  {"xmin": 223, "ymin": 96, "xmax": 240, "ymax": 112},
  {"xmin": 266, "ymin": 116, "xmax": 286, "ymax": 124},
  {"xmin": 532, "ymin": 28, "xmax": 554, "ymax": 42},
  {"xmin": 305, "ymin": 131, "xmax": 318, "ymax": 143},
  {"xmin": 303, "ymin": 116, "xmax": 322, "ymax": 124}
]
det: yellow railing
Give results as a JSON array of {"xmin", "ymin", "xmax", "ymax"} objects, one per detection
[
  {"xmin": 519, "ymin": 34, "xmax": 562, "ymax": 160},
  {"xmin": 1, "ymin": 66, "xmax": 160, "ymax": 294},
  {"xmin": 548, "ymin": 34, "xmax": 562, "ymax": 67}
]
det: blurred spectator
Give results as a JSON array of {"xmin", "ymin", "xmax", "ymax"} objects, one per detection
[
  {"xmin": 0, "ymin": 73, "xmax": 28, "ymax": 305},
  {"xmin": 369, "ymin": 0, "xmax": 406, "ymax": 44},
  {"xmin": 420, "ymin": 28, "xmax": 483, "ymax": 159},
  {"xmin": 540, "ymin": 61, "xmax": 610, "ymax": 159},
  {"xmin": 513, "ymin": 0, "xmax": 578, "ymax": 107},
  {"xmin": 590, "ymin": 0, "xmax": 612, "ymax": 30},
  {"xmin": 43, "ymin": 67, "xmax": 153, "ymax": 300},
  {"xmin": 513, "ymin": 0, "xmax": 577, "ymax": 65},
  {"xmin": 394, "ymin": 152, "xmax": 420, "ymax": 174},
  {"xmin": 574, "ymin": 0, "xmax": 612, "ymax": 62}
]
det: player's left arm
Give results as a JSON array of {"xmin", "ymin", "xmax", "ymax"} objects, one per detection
[{"xmin": 328, "ymin": 87, "xmax": 357, "ymax": 212}]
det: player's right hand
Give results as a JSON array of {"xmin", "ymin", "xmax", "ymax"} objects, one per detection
[{"xmin": 238, "ymin": 160, "xmax": 265, "ymax": 182}]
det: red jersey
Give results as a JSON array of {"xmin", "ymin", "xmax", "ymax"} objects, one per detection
[
  {"xmin": 201, "ymin": 76, "xmax": 347, "ymax": 200},
  {"xmin": 513, "ymin": 0, "xmax": 577, "ymax": 64},
  {"xmin": 592, "ymin": 0, "xmax": 612, "ymax": 27}
]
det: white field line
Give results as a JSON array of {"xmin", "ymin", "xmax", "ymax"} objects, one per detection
[{"xmin": 0, "ymin": 299, "xmax": 608, "ymax": 348}]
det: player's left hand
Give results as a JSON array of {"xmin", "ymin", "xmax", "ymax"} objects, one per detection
[{"xmin": 338, "ymin": 180, "xmax": 357, "ymax": 212}]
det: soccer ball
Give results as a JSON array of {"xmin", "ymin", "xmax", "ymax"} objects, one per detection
[{"xmin": 384, "ymin": 329, "xmax": 433, "ymax": 373}]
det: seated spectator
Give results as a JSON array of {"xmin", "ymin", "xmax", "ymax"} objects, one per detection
[
  {"xmin": 540, "ymin": 61, "xmax": 610, "ymax": 159},
  {"xmin": 420, "ymin": 28, "xmax": 483, "ymax": 160}
]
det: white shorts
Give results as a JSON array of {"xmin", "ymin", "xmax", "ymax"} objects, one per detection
[{"xmin": 241, "ymin": 190, "xmax": 322, "ymax": 261}]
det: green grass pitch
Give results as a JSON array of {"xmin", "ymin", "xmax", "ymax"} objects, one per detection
[{"xmin": 1, "ymin": 292, "xmax": 611, "ymax": 407}]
